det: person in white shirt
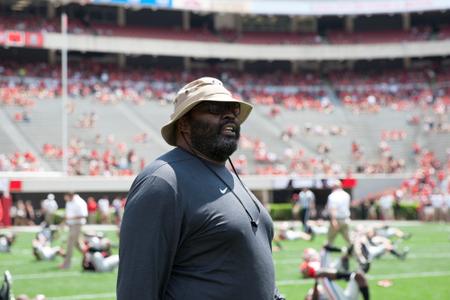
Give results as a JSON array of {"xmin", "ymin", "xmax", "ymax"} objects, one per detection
[
  {"xmin": 97, "ymin": 196, "xmax": 110, "ymax": 224},
  {"xmin": 60, "ymin": 192, "xmax": 87, "ymax": 269},
  {"xmin": 326, "ymin": 181, "xmax": 352, "ymax": 248},
  {"xmin": 41, "ymin": 194, "xmax": 58, "ymax": 225},
  {"xmin": 378, "ymin": 192, "xmax": 394, "ymax": 220},
  {"xmin": 430, "ymin": 189, "xmax": 445, "ymax": 222},
  {"xmin": 444, "ymin": 193, "xmax": 450, "ymax": 222}
]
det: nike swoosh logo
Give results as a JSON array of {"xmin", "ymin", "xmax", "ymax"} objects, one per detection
[{"xmin": 219, "ymin": 187, "xmax": 228, "ymax": 194}]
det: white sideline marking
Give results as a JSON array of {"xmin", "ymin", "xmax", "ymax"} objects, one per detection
[
  {"xmin": 367, "ymin": 271, "xmax": 450, "ymax": 280},
  {"xmin": 275, "ymin": 252, "xmax": 450, "ymax": 264},
  {"xmin": 48, "ymin": 293, "xmax": 115, "ymax": 300},
  {"xmin": 276, "ymin": 271, "xmax": 450, "ymax": 286}
]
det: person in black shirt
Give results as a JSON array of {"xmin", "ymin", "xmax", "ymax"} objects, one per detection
[{"xmin": 117, "ymin": 77, "xmax": 284, "ymax": 300}]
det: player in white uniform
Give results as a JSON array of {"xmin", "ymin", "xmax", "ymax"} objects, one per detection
[
  {"xmin": 0, "ymin": 271, "xmax": 12, "ymax": 300},
  {"xmin": 0, "ymin": 233, "xmax": 15, "ymax": 253},
  {"xmin": 302, "ymin": 248, "xmax": 370, "ymax": 300},
  {"xmin": 352, "ymin": 226, "xmax": 409, "ymax": 272},
  {"xmin": 32, "ymin": 230, "xmax": 65, "ymax": 261},
  {"xmin": 88, "ymin": 251, "xmax": 119, "ymax": 272},
  {"xmin": 81, "ymin": 232, "xmax": 119, "ymax": 272},
  {"xmin": 371, "ymin": 223, "xmax": 411, "ymax": 240}
]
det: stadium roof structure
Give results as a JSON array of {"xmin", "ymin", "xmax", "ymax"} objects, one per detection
[{"xmin": 49, "ymin": 0, "xmax": 450, "ymax": 16}]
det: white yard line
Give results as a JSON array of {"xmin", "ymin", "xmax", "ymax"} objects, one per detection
[
  {"xmin": 367, "ymin": 270, "xmax": 450, "ymax": 280},
  {"xmin": 48, "ymin": 293, "xmax": 115, "ymax": 300},
  {"xmin": 275, "ymin": 252, "xmax": 450, "ymax": 264},
  {"xmin": 276, "ymin": 270, "xmax": 450, "ymax": 286}
]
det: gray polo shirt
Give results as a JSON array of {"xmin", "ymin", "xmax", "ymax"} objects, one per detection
[{"xmin": 117, "ymin": 147, "xmax": 276, "ymax": 300}]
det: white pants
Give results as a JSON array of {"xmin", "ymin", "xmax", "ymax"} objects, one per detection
[
  {"xmin": 92, "ymin": 252, "xmax": 119, "ymax": 272},
  {"xmin": 321, "ymin": 273, "xmax": 359, "ymax": 300},
  {"xmin": 376, "ymin": 227, "xmax": 396, "ymax": 238},
  {"xmin": 367, "ymin": 244, "xmax": 386, "ymax": 261},
  {"xmin": 35, "ymin": 246, "xmax": 60, "ymax": 260}
]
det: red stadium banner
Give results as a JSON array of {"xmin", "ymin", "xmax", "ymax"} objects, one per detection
[
  {"xmin": 9, "ymin": 180, "xmax": 23, "ymax": 192},
  {"xmin": 25, "ymin": 32, "xmax": 44, "ymax": 48},
  {"xmin": 3, "ymin": 31, "xmax": 44, "ymax": 48},
  {"xmin": 5, "ymin": 30, "xmax": 26, "ymax": 47}
]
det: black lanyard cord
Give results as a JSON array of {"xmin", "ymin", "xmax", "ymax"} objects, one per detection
[{"xmin": 180, "ymin": 134, "xmax": 261, "ymax": 228}]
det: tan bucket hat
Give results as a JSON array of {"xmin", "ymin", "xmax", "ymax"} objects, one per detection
[{"xmin": 161, "ymin": 77, "xmax": 253, "ymax": 146}]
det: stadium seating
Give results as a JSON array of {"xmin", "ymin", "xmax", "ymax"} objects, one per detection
[{"xmin": 1, "ymin": 61, "xmax": 449, "ymax": 175}]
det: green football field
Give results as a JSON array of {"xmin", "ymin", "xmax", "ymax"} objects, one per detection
[{"xmin": 1, "ymin": 222, "xmax": 449, "ymax": 300}]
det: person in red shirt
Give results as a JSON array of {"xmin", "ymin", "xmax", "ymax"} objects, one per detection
[
  {"xmin": 87, "ymin": 197, "xmax": 97, "ymax": 224},
  {"xmin": 0, "ymin": 197, "xmax": 3, "ymax": 227},
  {"xmin": 0, "ymin": 191, "xmax": 12, "ymax": 227}
]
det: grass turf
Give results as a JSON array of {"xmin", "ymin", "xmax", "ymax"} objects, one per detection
[{"xmin": 1, "ymin": 222, "xmax": 449, "ymax": 300}]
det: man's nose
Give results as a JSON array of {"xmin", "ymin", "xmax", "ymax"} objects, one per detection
[{"xmin": 222, "ymin": 110, "xmax": 238, "ymax": 121}]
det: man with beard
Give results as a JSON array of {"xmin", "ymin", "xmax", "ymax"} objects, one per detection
[{"xmin": 117, "ymin": 77, "xmax": 284, "ymax": 300}]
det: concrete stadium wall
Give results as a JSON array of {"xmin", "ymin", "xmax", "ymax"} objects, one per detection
[{"xmin": 43, "ymin": 33, "xmax": 450, "ymax": 61}]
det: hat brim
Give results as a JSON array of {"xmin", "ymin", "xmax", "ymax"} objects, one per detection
[{"xmin": 161, "ymin": 95, "xmax": 253, "ymax": 146}]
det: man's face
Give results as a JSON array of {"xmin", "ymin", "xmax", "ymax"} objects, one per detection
[{"xmin": 186, "ymin": 101, "xmax": 241, "ymax": 162}]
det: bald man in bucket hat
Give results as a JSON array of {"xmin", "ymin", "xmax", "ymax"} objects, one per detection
[{"xmin": 118, "ymin": 77, "xmax": 284, "ymax": 300}]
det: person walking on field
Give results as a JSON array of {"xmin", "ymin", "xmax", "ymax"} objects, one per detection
[
  {"xmin": 326, "ymin": 181, "xmax": 352, "ymax": 250},
  {"xmin": 60, "ymin": 192, "xmax": 87, "ymax": 269},
  {"xmin": 297, "ymin": 187, "xmax": 316, "ymax": 232}
]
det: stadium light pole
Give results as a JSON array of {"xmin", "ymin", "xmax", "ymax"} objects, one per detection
[{"xmin": 61, "ymin": 12, "xmax": 69, "ymax": 175}]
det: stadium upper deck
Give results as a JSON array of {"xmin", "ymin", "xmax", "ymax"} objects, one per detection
[{"xmin": 1, "ymin": 1, "xmax": 450, "ymax": 61}]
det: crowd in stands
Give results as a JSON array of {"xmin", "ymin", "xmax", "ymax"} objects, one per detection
[
  {"xmin": 0, "ymin": 152, "xmax": 41, "ymax": 172},
  {"xmin": 0, "ymin": 61, "xmax": 330, "ymax": 110},
  {"xmin": 42, "ymin": 136, "xmax": 144, "ymax": 176},
  {"xmin": 327, "ymin": 27, "xmax": 432, "ymax": 44},
  {"xmin": 2, "ymin": 61, "xmax": 450, "ymax": 110},
  {"xmin": 355, "ymin": 150, "xmax": 450, "ymax": 222},
  {"xmin": 1, "ymin": 61, "xmax": 450, "ymax": 175},
  {"xmin": 329, "ymin": 68, "xmax": 435, "ymax": 112}
]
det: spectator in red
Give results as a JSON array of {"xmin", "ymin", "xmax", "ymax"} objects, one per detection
[
  {"xmin": 341, "ymin": 169, "xmax": 357, "ymax": 189},
  {"xmin": 87, "ymin": 197, "xmax": 97, "ymax": 224},
  {"xmin": 0, "ymin": 191, "xmax": 13, "ymax": 227},
  {"xmin": 0, "ymin": 192, "xmax": 3, "ymax": 227}
]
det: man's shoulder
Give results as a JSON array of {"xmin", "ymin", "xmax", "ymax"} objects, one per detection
[
  {"xmin": 75, "ymin": 196, "xmax": 88, "ymax": 207},
  {"xmin": 135, "ymin": 148, "xmax": 196, "ymax": 187}
]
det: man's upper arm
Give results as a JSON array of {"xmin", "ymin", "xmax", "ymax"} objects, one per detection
[{"xmin": 117, "ymin": 175, "xmax": 182, "ymax": 300}]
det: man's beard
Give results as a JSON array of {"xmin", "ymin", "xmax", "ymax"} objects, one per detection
[{"xmin": 189, "ymin": 118, "xmax": 240, "ymax": 162}]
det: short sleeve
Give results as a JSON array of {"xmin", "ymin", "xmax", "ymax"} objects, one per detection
[{"xmin": 117, "ymin": 175, "xmax": 182, "ymax": 300}]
